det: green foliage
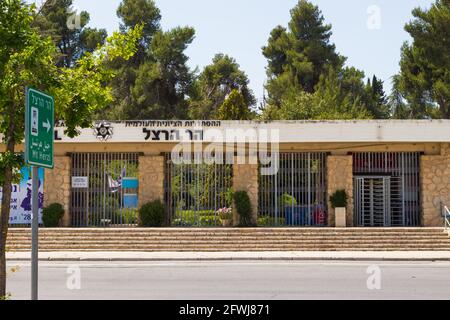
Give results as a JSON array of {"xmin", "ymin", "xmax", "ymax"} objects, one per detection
[
  {"xmin": 0, "ymin": 293, "xmax": 11, "ymax": 300},
  {"xmin": 101, "ymin": 1, "xmax": 196, "ymax": 120},
  {"xmin": 258, "ymin": 216, "xmax": 286, "ymax": 227},
  {"xmin": 394, "ymin": 0, "xmax": 449, "ymax": 119},
  {"xmin": 261, "ymin": 67, "xmax": 374, "ymax": 120},
  {"xmin": 0, "ymin": 0, "xmax": 141, "ymax": 296},
  {"xmin": 33, "ymin": 0, "xmax": 108, "ymax": 68},
  {"xmin": 117, "ymin": 0, "xmax": 161, "ymax": 44},
  {"xmin": 42, "ymin": 203, "xmax": 65, "ymax": 228},
  {"xmin": 233, "ymin": 191, "xmax": 254, "ymax": 227},
  {"xmin": 115, "ymin": 209, "xmax": 138, "ymax": 225},
  {"xmin": 217, "ymin": 90, "xmax": 251, "ymax": 120},
  {"xmin": 330, "ymin": 190, "xmax": 348, "ymax": 209},
  {"xmin": 262, "ymin": 0, "xmax": 344, "ymax": 105},
  {"xmin": 139, "ymin": 200, "xmax": 166, "ymax": 227},
  {"xmin": 261, "ymin": 0, "xmax": 389, "ymax": 120},
  {"xmin": 170, "ymin": 164, "xmax": 233, "ymax": 210},
  {"xmin": 172, "ymin": 210, "xmax": 218, "ymax": 227},
  {"xmin": 53, "ymin": 25, "xmax": 143, "ymax": 137},
  {"xmin": 280, "ymin": 193, "xmax": 297, "ymax": 207},
  {"xmin": 189, "ymin": 54, "xmax": 256, "ymax": 119}
]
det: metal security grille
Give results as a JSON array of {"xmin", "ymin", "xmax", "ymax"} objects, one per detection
[
  {"xmin": 354, "ymin": 177, "xmax": 391, "ymax": 227},
  {"xmin": 353, "ymin": 152, "xmax": 421, "ymax": 227},
  {"xmin": 71, "ymin": 153, "xmax": 140, "ymax": 227},
  {"xmin": 164, "ymin": 153, "xmax": 233, "ymax": 227},
  {"xmin": 259, "ymin": 153, "xmax": 327, "ymax": 227}
]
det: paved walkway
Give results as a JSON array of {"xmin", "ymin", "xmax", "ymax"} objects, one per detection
[{"xmin": 7, "ymin": 251, "xmax": 450, "ymax": 261}]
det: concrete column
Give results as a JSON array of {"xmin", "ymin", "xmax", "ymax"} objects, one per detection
[
  {"xmin": 233, "ymin": 160, "xmax": 259, "ymax": 226},
  {"xmin": 420, "ymin": 143, "xmax": 450, "ymax": 227},
  {"xmin": 44, "ymin": 156, "xmax": 71, "ymax": 227},
  {"xmin": 327, "ymin": 155, "xmax": 353, "ymax": 227},
  {"xmin": 138, "ymin": 155, "xmax": 165, "ymax": 207}
]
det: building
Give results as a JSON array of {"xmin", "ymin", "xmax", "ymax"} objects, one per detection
[{"xmin": 6, "ymin": 120, "xmax": 450, "ymax": 228}]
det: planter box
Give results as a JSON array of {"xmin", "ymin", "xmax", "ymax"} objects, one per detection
[{"xmin": 335, "ymin": 207, "xmax": 346, "ymax": 227}]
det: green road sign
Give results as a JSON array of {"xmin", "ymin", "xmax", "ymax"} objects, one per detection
[{"xmin": 25, "ymin": 87, "xmax": 54, "ymax": 169}]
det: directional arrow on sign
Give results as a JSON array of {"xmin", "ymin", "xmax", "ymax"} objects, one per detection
[{"xmin": 42, "ymin": 119, "xmax": 51, "ymax": 133}]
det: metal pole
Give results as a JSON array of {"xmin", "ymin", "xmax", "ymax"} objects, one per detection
[{"xmin": 31, "ymin": 166, "xmax": 39, "ymax": 300}]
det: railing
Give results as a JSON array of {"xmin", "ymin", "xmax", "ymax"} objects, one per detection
[{"xmin": 445, "ymin": 206, "xmax": 450, "ymax": 230}]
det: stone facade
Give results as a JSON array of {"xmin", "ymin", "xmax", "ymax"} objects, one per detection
[
  {"xmin": 138, "ymin": 155, "xmax": 165, "ymax": 206},
  {"xmin": 233, "ymin": 161, "xmax": 259, "ymax": 225},
  {"xmin": 327, "ymin": 155, "xmax": 353, "ymax": 227},
  {"xmin": 44, "ymin": 156, "xmax": 71, "ymax": 227},
  {"xmin": 420, "ymin": 143, "xmax": 450, "ymax": 227}
]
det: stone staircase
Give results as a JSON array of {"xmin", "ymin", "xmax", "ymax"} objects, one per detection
[{"xmin": 6, "ymin": 228, "xmax": 450, "ymax": 252}]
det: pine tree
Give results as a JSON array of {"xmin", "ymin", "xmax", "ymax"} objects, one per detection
[
  {"xmin": 217, "ymin": 90, "xmax": 251, "ymax": 120},
  {"xmin": 394, "ymin": 0, "xmax": 450, "ymax": 118},
  {"xmin": 189, "ymin": 54, "xmax": 256, "ymax": 119}
]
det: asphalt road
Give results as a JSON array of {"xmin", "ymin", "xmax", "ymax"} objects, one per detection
[{"xmin": 6, "ymin": 260, "xmax": 450, "ymax": 300}]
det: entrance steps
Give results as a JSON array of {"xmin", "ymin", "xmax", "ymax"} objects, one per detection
[{"xmin": 6, "ymin": 228, "xmax": 450, "ymax": 252}]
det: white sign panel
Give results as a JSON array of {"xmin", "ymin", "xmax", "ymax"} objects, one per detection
[
  {"xmin": 51, "ymin": 120, "xmax": 450, "ymax": 143},
  {"xmin": 72, "ymin": 176, "xmax": 89, "ymax": 189}
]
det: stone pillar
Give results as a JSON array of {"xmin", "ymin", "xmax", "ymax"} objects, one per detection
[
  {"xmin": 233, "ymin": 160, "xmax": 259, "ymax": 226},
  {"xmin": 327, "ymin": 155, "xmax": 353, "ymax": 227},
  {"xmin": 44, "ymin": 156, "xmax": 71, "ymax": 227},
  {"xmin": 138, "ymin": 155, "xmax": 165, "ymax": 207},
  {"xmin": 420, "ymin": 144, "xmax": 450, "ymax": 227}
]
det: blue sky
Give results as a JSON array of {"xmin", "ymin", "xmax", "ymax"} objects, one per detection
[{"xmin": 65, "ymin": 0, "xmax": 434, "ymax": 102}]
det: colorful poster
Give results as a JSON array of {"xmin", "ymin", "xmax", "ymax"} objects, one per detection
[{"xmin": 0, "ymin": 167, "xmax": 44, "ymax": 225}]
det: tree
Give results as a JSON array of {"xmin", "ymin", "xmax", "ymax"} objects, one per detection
[
  {"xmin": 99, "ymin": 0, "xmax": 196, "ymax": 120},
  {"xmin": 365, "ymin": 75, "xmax": 390, "ymax": 119},
  {"xmin": 262, "ymin": 0, "xmax": 344, "ymax": 106},
  {"xmin": 312, "ymin": 67, "xmax": 373, "ymax": 119},
  {"xmin": 0, "ymin": 0, "xmax": 142, "ymax": 297},
  {"xmin": 189, "ymin": 54, "xmax": 256, "ymax": 119},
  {"xmin": 260, "ymin": 67, "xmax": 372, "ymax": 120},
  {"xmin": 33, "ymin": 0, "xmax": 108, "ymax": 68},
  {"xmin": 217, "ymin": 90, "xmax": 251, "ymax": 120},
  {"xmin": 260, "ymin": 0, "xmax": 390, "ymax": 120},
  {"xmin": 394, "ymin": 0, "xmax": 449, "ymax": 118}
]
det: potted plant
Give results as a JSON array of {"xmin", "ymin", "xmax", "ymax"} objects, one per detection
[
  {"xmin": 217, "ymin": 207, "xmax": 233, "ymax": 227},
  {"xmin": 330, "ymin": 190, "xmax": 348, "ymax": 227}
]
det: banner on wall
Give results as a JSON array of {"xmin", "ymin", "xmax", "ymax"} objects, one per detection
[{"xmin": 0, "ymin": 167, "xmax": 44, "ymax": 225}]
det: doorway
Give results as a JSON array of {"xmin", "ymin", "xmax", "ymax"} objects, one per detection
[
  {"xmin": 354, "ymin": 176, "xmax": 391, "ymax": 227},
  {"xmin": 353, "ymin": 152, "xmax": 421, "ymax": 227}
]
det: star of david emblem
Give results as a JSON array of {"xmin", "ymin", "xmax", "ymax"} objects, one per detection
[{"xmin": 94, "ymin": 122, "xmax": 113, "ymax": 141}]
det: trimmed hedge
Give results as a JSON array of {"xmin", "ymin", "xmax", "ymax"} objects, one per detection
[
  {"xmin": 139, "ymin": 200, "xmax": 166, "ymax": 227},
  {"xmin": 233, "ymin": 191, "xmax": 255, "ymax": 227},
  {"xmin": 42, "ymin": 203, "xmax": 65, "ymax": 227}
]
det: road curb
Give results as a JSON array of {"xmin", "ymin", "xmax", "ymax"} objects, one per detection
[{"xmin": 7, "ymin": 256, "xmax": 450, "ymax": 262}]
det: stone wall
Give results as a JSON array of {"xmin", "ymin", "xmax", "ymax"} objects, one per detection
[
  {"xmin": 327, "ymin": 155, "xmax": 353, "ymax": 227},
  {"xmin": 233, "ymin": 161, "xmax": 259, "ymax": 225},
  {"xmin": 421, "ymin": 143, "xmax": 450, "ymax": 227},
  {"xmin": 44, "ymin": 156, "xmax": 71, "ymax": 227},
  {"xmin": 138, "ymin": 155, "xmax": 165, "ymax": 206}
]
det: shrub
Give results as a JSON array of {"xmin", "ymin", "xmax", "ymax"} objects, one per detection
[
  {"xmin": 115, "ymin": 209, "xmax": 138, "ymax": 225},
  {"xmin": 258, "ymin": 216, "xmax": 286, "ymax": 227},
  {"xmin": 42, "ymin": 203, "xmax": 65, "ymax": 227},
  {"xmin": 233, "ymin": 191, "xmax": 254, "ymax": 227},
  {"xmin": 139, "ymin": 200, "xmax": 166, "ymax": 227},
  {"xmin": 280, "ymin": 193, "xmax": 297, "ymax": 207},
  {"xmin": 330, "ymin": 190, "xmax": 348, "ymax": 209}
]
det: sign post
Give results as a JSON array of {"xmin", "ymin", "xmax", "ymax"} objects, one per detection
[{"xmin": 25, "ymin": 87, "xmax": 54, "ymax": 301}]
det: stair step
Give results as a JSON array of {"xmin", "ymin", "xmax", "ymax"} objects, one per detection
[{"xmin": 7, "ymin": 228, "xmax": 450, "ymax": 252}]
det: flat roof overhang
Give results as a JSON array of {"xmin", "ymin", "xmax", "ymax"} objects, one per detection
[{"xmin": 48, "ymin": 120, "xmax": 450, "ymax": 144}]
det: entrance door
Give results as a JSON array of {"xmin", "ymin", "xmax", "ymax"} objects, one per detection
[{"xmin": 354, "ymin": 177, "xmax": 391, "ymax": 227}]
